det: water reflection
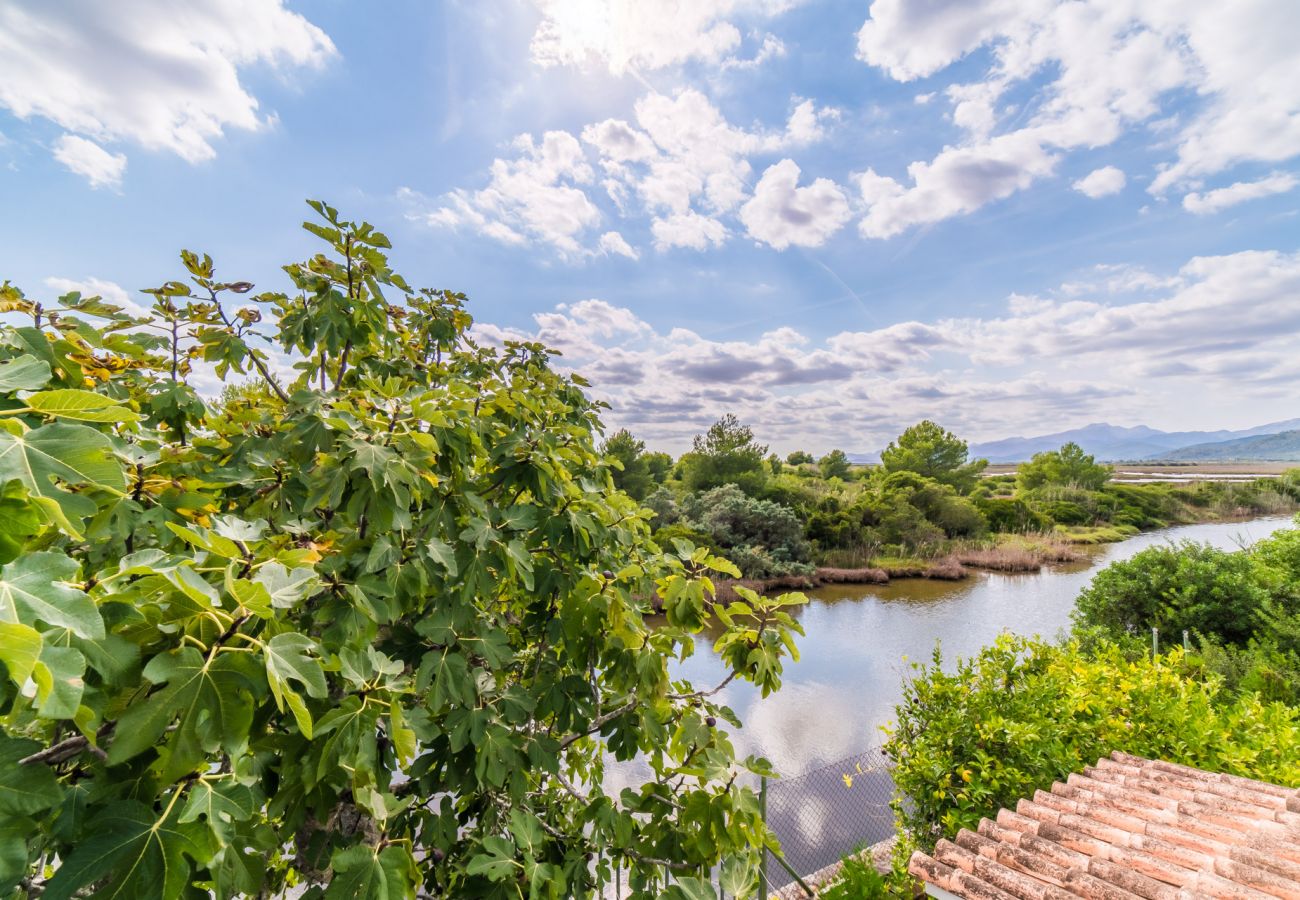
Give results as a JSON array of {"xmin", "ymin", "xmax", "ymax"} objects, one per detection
[{"xmin": 684, "ymin": 515, "xmax": 1295, "ymax": 776}]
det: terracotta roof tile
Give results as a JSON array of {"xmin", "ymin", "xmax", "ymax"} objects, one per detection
[{"xmin": 909, "ymin": 753, "xmax": 1300, "ymax": 900}]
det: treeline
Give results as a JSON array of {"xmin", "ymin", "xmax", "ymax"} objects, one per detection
[{"xmin": 605, "ymin": 416, "xmax": 1300, "ymax": 579}]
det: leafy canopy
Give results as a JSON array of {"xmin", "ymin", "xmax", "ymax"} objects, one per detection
[
  {"xmin": 0, "ymin": 202, "xmax": 806, "ymax": 899},
  {"xmin": 1016, "ymin": 441, "xmax": 1111, "ymax": 492},
  {"xmin": 681, "ymin": 414, "xmax": 769, "ymax": 495},
  {"xmin": 879, "ymin": 420, "xmax": 986, "ymax": 493}
]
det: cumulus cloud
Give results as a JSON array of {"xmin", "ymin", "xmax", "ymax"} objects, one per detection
[
  {"xmin": 857, "ymin": 130, "xmax": 1058, "ymax": 238},
  {"xmin": 474, "ymin": 249, "xmax": 1300, "ymax": 452},
  {"xmin": 0, "ymin": 0, "xmax": 334, "ymax": 175},
  {"xmin": 739, "ymin": 159, "xmax": 851, "ymax": 249},
  {"xmin": 426, "ymin": 88, "xmax": 839, "ymax": 258},
  {"xmin": 529, "ymin": 0, "xmax": 800, "ymax": 74},
  {"xmin": 1072, "ymin": 166, "xmax": 1127, "ymax": 198},
  {"xmin": 43, "ymin": 276, "xmax": 148, "ymax": 317},
  {"xmin": 1181, "ymin": 172, "xmax": 1298, "ymax": 215},
  {"xmin": 414, "ymin": 131, "xmax": 600, "ymax": 257},
  {"xmin": 651, "ymin": 211, "xmax": 729, "ymax": 251},
  {"xmin": 52, "ymin": 135, "xmax": 126, "ymax": 189},
  {"xmin": 852, "ymin": 0, "xmax": 1300, "ymax": 234},
  {"xmin": 598, "ymin": 231, "xmax": 639, "ymax": 259}
]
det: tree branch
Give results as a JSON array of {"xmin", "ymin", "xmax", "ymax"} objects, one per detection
[{"xmin": 557, "ymin": 699, "xmax": 637, "ymax": 750}]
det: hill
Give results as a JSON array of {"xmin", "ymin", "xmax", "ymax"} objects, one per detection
[
  {"xmin": 964, "ymin": 418, "xmax": 1300, "ymax": 463},
  {"xmin": 1154, "ymin": 429, "xmax": 1300, "ymax": 461}
]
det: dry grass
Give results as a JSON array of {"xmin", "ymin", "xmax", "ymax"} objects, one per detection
[
  {"xmin": 814, "ymin": 566, "xmax": 890, "ymax": 584},
  {"xmin": 953, "ymin": 546, "xmax": 1042, "ymax": 573}
]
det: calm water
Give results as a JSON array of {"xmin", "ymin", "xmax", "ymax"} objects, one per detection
[{"xmin": 672, "ymin": 515, "xmax": 1296, "ymax": 779}]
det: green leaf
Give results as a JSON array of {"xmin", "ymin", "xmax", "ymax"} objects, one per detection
[
  {"xmin": 0, "ymin": 486, "xmax": 43, "ymax": 564},
  {"xmin": 0, "ymin": 620, "xmax": 41, "ymax": 687},
  {"xmin": 0, "ymin": 816, "xmax": 33, "ymax": 895},
  {"xmin": 31, "ymin": 643, "xmax": 86, "ymax": 719},
  {"xmin": 265, "ymin": 632, "xmax": 328, "ymax": 737},
  {"xmin": 465, "ymin": 835, "xmax": 518, "ymax": 881},
  {"xmin": 0, "ymin": 551, "xmax": 103, "ymax": 639},
  {"xmin": 0, "ymin": 422, "xmax": 124, "ymax": 525},
  {"xmin": 41, "ymin": 800, "xmax": 210, "ymax": 900},
  {"xmin": 166, "ymin": 521, "xmax": 243, "ymax": 559},
  {"xmin": 23, "ymin": 388, "xmax": 141, "ymax": 423},
  {"xmin": 0, "ymin": 354, "xmax": 51, "ymax": 392},
  {"xmin": 108, "ymin": 648, "xmax": 253, "ymax": 780},
  {"xmin": 325, "ymin": 844, "xmax": 418, "ymax": 899},
  {"xmin": 254, "ymin": 561, "xmax": 318, "ymax": 608},
  {"xmin": 0, "ymin": 734, "xmax": 62, "ymax": 816},
  {"xmin": 177, "ymin": 779, "xmax": 256, "ymax": 843}
]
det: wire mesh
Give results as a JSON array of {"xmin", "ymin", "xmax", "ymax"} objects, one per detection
[
  {"xmin": 595, "ymin": 745, "xmax": 896, "ymax": 898},
  {"xmin": 762, "ymin": 746, "xmax": 896, "ymax": 895}
]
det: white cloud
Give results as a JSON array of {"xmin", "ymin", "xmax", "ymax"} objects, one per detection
[
  {"xmin": 852, "ymin": 0, "xmax": 1300, "ymax": 234},
  {"xmin": 652, "ymin": 211, "xmax": 729, "ymax": 251},
  {"xmin": 857, "ymin": 130, "xmax": 1058, "ymax": 239},
  {"xmin": 1181, "ymin": 172, "xmax": 1298, "ymax": 215},
  {"xmin": 429, "ymin": 88, "xmax": 838, "ymax": 258},
  {"xmin": 475, "ymin": 248, "xmax": 1300, "ymax": 452},
  {"xmin": 598, "ymin": 231, "xmax": 639, "ymax": 259},
  {"xmin": 739, "ymin": 159, "xmax": 850, "ymax": 250},
  {"xmin": 417, "ymin": 131, "xmax": 601, "ymax": 257},
  {"xmin": 43, "ymin": 276, "xmax": 149, "ymax": 317},
  {"xmin": 0, "ymin": 0, "xmax": 334, "ymax": 171},
  {"xmin": 529, "ymin": 0, "xmax": 799, "ymax": 74},
  {"xmin": 51, "ymin": 135, "xmax": 126, "ymax": 189},
  {"xmin": 1072, "ymin": 165, "xmax": 1127, "ymax": 198}
]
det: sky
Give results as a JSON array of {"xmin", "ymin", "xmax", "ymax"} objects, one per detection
[{"xmin": 1, "ymin": 0, "xmax": 1298, "ymax": 455}]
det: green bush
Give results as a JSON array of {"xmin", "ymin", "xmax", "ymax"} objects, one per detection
[
  {"xmin": 682, "ymin": 484, "xmax": 813, "ymax": 578},
  {"xmin": 1016, "ymin": 442, "xmax": 1110, "ymax": 492},
  {"xmin": 1073, "ymin": 541, "xmax": 1275, "ymax": 644},
  {"xmin": 885, "ymin": 636, "xmax": 1300, "ymax": 847},
  {"xmin": 976, "ymin": 497, "xmax": 1049, "ymax": 532}
]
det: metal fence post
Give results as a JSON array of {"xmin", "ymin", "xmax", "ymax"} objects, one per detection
[
  {"xmin": 1183, "ymin": 629, "xmax": 1189, "ymax": 651},
  {"xmin": 760, "ymin": 775, "xmax": 769, "ymax": 898},
  {"xmin": 1152, "ymin": 626, "xmax": 1158, "ymax": 659}
]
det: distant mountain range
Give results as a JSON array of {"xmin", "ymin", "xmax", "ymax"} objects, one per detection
[
  {"xmin": 966, "ymin": 419, "xmax": 1300, "ymax": 463},
  {"xmin": 1150, "ymin": 429, "xmax": 1300, "ymax": 462},
  {"xmin": 843, "ymin": 418, "xmax": 1300, "ymax": 464}
]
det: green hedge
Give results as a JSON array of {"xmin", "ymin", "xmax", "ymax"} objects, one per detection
[{"xmin": 884, "ymin": 636, "xmax": 1300, "ymax": 848}]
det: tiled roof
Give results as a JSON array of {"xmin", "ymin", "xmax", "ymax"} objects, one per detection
[{"xmin": 908, "ymin": 751, "xmax": 1300, "ymax": 900}]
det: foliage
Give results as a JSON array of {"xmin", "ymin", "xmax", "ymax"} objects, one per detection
[
  {"xmin": 0, "ymin": 203, "xmax": 808, "ymax": 899},
  {"xmin": 642, "ymin": 485, "xmax": 681, "ymax": 526},
  {"xmin": 1016, "ymin": 442, "xmax": 1111, "ymax": 492},
  {"xmin": 786, "ymin": 450, "xmax": 814, "ymax": 466},
  {"xmin": 602, "ymin": 428, "xmax": 654, "ymax": 500},
  {"xmin": 681, "ymin": 485, "xmax": 813, "ymax": 578},
  {"xmin": 885, "ymin": 635, "xmax": 1300, "ymax": 847},
  {"xmin": 975, "ymin": 496, "xmax": 1049, "ymax": 533},
  {"xmin": 643, "ymin": 451, "xmax": 673, "ymax": 485},
  {"xmin": 818, "ymin": 852, "xmax": 902, "ymax": 900},
  {"xmin": 818, "ymin": 449, "xmax": 851, "ymax": 480},
  {"xmin": 680, "ymin": 414, "xmax": 769, "ymax": 495},
  {"xmin": 879, "ymin": 420, "xmax": 987, "ymax": 493},
  {"xmin": 1073, "ymin": 541, "xmax": 1276, "ymax": 645}
]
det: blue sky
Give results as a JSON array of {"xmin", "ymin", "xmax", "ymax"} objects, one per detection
[{"xmin": 2, "ymin": 0, "xmax": 1298, "ymax": 453}]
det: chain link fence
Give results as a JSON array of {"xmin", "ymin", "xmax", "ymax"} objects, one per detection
[
  {"xmin": 761, "ymin": 745, "xmax": 895, "ymax": 896},
  {"xmin": 598, "ymin": 745, "xmax": 896, "ymax": 898}
]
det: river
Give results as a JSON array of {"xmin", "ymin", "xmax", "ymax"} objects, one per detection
[
  {"xmin": 674, "ymin": 514, "xmax": 1297, "ymax": 779},
  {"xmin": 599, "ymin": 515, "xmax": 1296, "ymax": 888}
]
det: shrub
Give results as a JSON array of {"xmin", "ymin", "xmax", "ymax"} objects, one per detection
[
  {"xmin": 885, "ymin": 636, "xmax": 1300, "ymax": 847},
  {"xmin": 880, "ymin": 421, "xmax": 987, "ymax": 493},
  {"xmin": 1073, "ymin": 541, "xmax": 1275, "ymax": 645},
  {"xmin": 682, "ymin": 484, "xmax": 812, "ymax": 577},
  {"xmin": 976, "ymin": 497, "xmax": 1049, "ymax": 532},
  {"xmin": 1016, "ymin": 442, "xmax": 1110, "ymax": 492}
]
